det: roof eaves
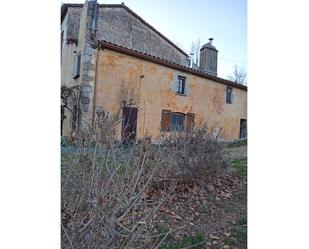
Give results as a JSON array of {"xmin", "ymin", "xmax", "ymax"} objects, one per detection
[{"xmin": 98, "ymin": 40, "xmax": 247, "ymax": 91}]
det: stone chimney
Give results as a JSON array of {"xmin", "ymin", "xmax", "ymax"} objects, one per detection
[{"xmin": 199, "ymin": 38, "xmax": 218, "ymax": 76}]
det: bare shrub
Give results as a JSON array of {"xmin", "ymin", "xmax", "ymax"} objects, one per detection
[
  {"xmin": 61, "ymin": 111, "xmax": 229, "ymax": 248},
  {"xmin": 61, "ymin": 112, "xmax": 176, "ymax": 249},
  {"xmin": 159, "ymin": 124, "xmax": 229, "ymax": 180}
]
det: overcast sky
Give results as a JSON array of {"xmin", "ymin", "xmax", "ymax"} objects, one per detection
[{"xmin": 61, "ymin": 0, "xmax": 247, "ymax": 79}]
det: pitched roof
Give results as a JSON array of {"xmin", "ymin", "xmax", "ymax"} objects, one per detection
[
  {"xmin": 61, "ymin": 3, "xmax": 188, "ymax": 57},
  {"xmin": 98, "ymin": 40, "xmax": 247, "ymax": 91}
]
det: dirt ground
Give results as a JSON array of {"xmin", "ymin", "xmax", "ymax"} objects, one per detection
[
  {"xmin": 153, "ymin": 145, "xmax": 247, "ymax": 249},
  {"xmin": 61, "ymin": 143, "xmax": 247, "ymax": 249}
]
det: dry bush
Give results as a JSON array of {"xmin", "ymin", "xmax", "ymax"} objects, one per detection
[
  {"xmin": 61, "ymin": 111, "xmax": 176, "ymax": 249},
  {"xmin": 159, "ymin": 124, "xmax": 229, "ymax": 180},
  {"xmin": 61, "ymin": 112, "xmax": 229, "ymax": 249}
]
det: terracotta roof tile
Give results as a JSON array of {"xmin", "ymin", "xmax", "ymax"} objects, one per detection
[{"xmin": 98, "ymin": 40, "xmax": 247, "ymax": 91}]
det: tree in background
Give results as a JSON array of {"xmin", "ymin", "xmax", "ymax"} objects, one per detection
[
  {"xmin": 228, "ymin": 64, "xmax": 247, "ymax": 85},
  {"xmin": 190, "ymin": 38, "xmax": 201, "ymax": 67}
]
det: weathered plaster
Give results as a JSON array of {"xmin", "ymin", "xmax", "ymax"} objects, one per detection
[{"xmin": 94, "ymin": 49, "xmax": 247, "ymax": 141}]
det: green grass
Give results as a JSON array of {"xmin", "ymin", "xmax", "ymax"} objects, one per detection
[
  {"xmin": 161, "ymin": 234, "xmax": 205, "ymax": 249},
  {"xmin": 232, "ymin": 157, "xmax": 247, "ymax": 176},
  {"xmin": 237, "ymin": 216, "xmax": 247, "ymax": 226},
  {"xmin": 223, "ymin": 216, "xmax": 247, "ymax": 247},
  {"xmin": 232, "ymin": 226, "xmax": 247, "ymax": 242},
  {"xmin": 224, "ymin": 237, "xmax": 237, "ymax": 246}
]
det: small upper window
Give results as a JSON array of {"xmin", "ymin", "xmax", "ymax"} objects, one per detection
[
  {"xmin": 177, "ymin": 76, "xmax": 186, "ymax": 94},
  {"xmin": 226, "ymin": 86, "xmax": 233, "ymax": 104}
]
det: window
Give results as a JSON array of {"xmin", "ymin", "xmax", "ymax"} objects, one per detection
[
  {"xmin": 171, "ymin": 113, "xmax": 185, "ymax": 131},
  {"xmin": 177, "ymin": 76, "xmax": 186, "ymax": 94},
  {"xmin": 161, "ymin": 110, "xmax": 195, "ymax": 132},
  {"xmin": 226, "ymin": 86, "xmax": 233, "ymax": 104},
  {"xmin": 73, "ymin": 53, "xmax": 81, "ymax": 79}
]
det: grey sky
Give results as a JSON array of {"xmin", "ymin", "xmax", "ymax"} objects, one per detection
[{"xmin": 61, "ymin": 0, "xmax": 247, "ymax": 79}]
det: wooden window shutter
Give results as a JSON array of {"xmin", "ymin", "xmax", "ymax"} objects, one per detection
[
  {"xmin": 186, "ymin": 113, "xmax": 195, "ymax": 131},
  {"xmin": 161, "ymin": 109, "xmax": 171, "ymax": 131}
]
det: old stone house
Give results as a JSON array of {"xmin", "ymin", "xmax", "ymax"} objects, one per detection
[{"xmin": 61, "ymin": 1, "xmax": 247, "ymax": 142}]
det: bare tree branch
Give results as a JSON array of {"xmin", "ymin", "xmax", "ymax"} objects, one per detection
[
  {"xmin": 190, "ymin": 38, "xmax": 201, "ymax": 67},
  {"xmin": 228, "ymin": 64, "xmax": 247, "ymax": 85}
]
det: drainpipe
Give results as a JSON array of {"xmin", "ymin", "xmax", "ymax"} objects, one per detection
[
  {"xmin": 91, "ymin": 47, "xmax": 100, "ymax": 128},
  {"xmin": 90, "ymin": 0, "xmax": 98, "ymax": 39}
]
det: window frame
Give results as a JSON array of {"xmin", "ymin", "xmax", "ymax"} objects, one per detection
[
  {"xmin": 161, "ymin": 110, "xmax": 195, "ymax": 132},
  {"xmin": 176, "ymin": 75, "xmax": 186, "ymax": 95},
  {"xmin": 226, "ymin": 86, "xmax": 233, "ymax": 104},
  {"xmin": 170, "ymin": 112, "xmax": 186, "ymax": 132}
]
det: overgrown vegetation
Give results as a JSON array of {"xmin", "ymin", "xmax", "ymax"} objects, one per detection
[
  {"xmin": 61, "ymin": 110, "xmax": 247, "ymax": 248},
  {"xmin": 61, "ymin": 110, "xmax": 230, "ymax": 248}
]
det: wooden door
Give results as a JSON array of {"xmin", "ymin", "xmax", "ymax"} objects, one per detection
[
  {"xmin": 122, "ymin": 106, "xmax": 138, "ymax": 143},
  {"xmin": 239, "ymin": 119, "xmax": 247, "ymax": 139}
]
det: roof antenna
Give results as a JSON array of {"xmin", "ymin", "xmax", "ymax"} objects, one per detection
[{"xmin": 208, "ymin": 38, "xmax": 213, "ymax": 45}]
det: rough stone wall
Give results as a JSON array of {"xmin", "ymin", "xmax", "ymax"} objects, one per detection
[
  {"xmin": 61, "ymin": 2, "xmax": 98, "ymax": 134},
  {"xmin": 200, "ymin": 48, "xmax": 218, "ymax": 76},
  {"xmin": 94, "ymin": 49, "xmax": 247, "ymax": 141},
  {"xmin": 96, "ymin": 6, "xmax": 189, "ymax": 66},
  {"xmin": 76, "ymin": 1, "xmax": 98, "ymax": 128}
]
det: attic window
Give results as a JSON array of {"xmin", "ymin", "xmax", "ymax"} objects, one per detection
[
  {"xmin": 226, "ymin": 86, "xmax": 233, "ymax": 104},
  {"xmin": 177, "ymin": 76, "xmax": 186, "ymax": 94}
]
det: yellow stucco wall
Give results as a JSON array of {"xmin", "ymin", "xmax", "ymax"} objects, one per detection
[{"xmin": 94, "ymin": 49, "xmax": 247, "ymax": 141}]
